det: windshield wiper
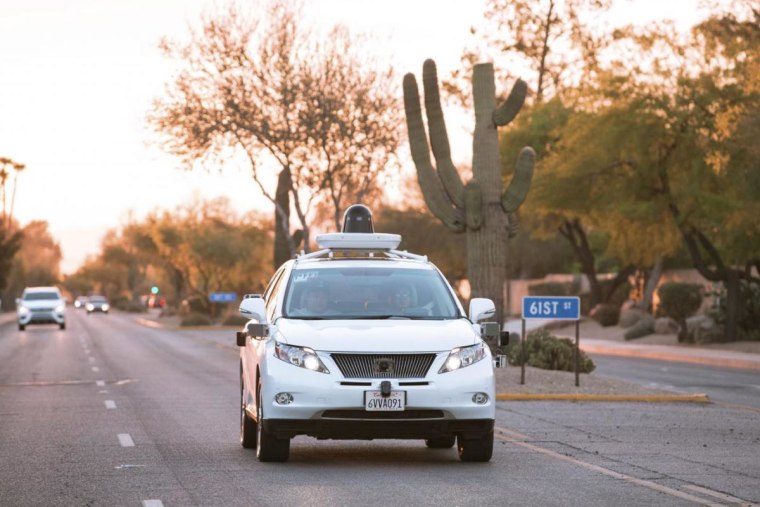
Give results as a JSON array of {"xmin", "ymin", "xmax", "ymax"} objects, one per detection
[{"xmin": 287, "ymin": 316, "xmax": 330, "ymax": 320}]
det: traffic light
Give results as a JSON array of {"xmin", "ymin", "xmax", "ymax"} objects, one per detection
[{"xmin": 150, "ymin": 286, "xmax": 159, "ymax": 295}]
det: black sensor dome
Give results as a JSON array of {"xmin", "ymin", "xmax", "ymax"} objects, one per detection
[{"xmin": 342, "ymin": 204, "xmax": 374, "ymax": 233}]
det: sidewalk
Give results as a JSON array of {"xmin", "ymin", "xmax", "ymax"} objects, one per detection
[{"xmin": 505, "ymin": 317, "xmax": 760, "ymax": 371}]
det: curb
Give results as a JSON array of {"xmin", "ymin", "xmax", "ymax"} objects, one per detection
[
  {"xmin": 579, "ymin": 342, "xmax": 760, "ymax": 371},
  {"xmin": 496, "ymin": 392, "xmax": 710, "ymax": 402}
]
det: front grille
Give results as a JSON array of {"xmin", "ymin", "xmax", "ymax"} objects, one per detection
[
  {"xmin": 331, "ymin": 353, "xmax": 436, "ymax": 379},
  {"xmin": 321, "ymin": 410, "xmax": 444, "ymax": 420},
  {"xmin": 31, "ymin": 308, "xmax": 54, "ymax": 313}
]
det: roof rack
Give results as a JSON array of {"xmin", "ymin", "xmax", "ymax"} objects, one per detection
[{"xmin": 294, "ymin": 233, "xmax": 428, "ymax": 263}]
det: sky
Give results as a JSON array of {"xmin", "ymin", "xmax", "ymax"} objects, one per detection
[{"xmin": 1, "ymin": 0, "xmax": 708, "ymax": 274}]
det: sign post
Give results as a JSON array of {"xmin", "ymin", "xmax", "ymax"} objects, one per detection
[{"xmin": 521, "ymin": 296, "xmax": 581, "ymax": 386}]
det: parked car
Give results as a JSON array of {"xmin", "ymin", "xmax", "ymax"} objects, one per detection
[
  {"xmin": 74, "ymin": 296, "xmax": 88, "ymax": 309},
  {"xmin": 16, "ymin": 286, "xmax": 66, "ymax": 331},
  {"xmin": 86, "ymin": 295, "xmax": 110, "ymax": 314},
  {"xmin": 237, "ymin": 206, "xmax": 497, "ymax": 462}
]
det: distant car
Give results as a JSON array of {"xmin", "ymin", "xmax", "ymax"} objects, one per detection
[
  {"xmin": 74, "ymin": 296, "xmax": 88, "ymax": 309},
  {"xmin": 16, "ymin": 286, "xmax": 66, "ymax": 331},
  {"xmin": 86, "ymin": 295, "xmax": 110, "ymax": 314}
]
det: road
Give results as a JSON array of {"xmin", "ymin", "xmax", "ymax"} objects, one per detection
[
  {"xmin": 1, "ymin": 310, "xmax": 759, "ymax": 506},
  {"xmin": 591, "ymin": 354, "xmax": 760, "ymax": 410}
]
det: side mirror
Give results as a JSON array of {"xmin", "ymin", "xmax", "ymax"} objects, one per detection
[
  {"xmin": 469, "ymin": 298, "xmax": 495, "ymax": 323},
  {"xmin": 239, "ymin": 295, "xmax": 267, "ymax": 324}
]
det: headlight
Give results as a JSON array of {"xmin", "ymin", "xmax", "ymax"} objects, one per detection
[
  {"xmin": 274, "ymin": 342, "xmax": 330, "ymax": 374},
  {"xmin": 438, "ymin": 343, "xmax": 487, "ymax": 373},
  {"xmin": 18, "ymin": 306, "xmax": 29, "ymax": 316},
  {"xmin": 102, "ymin": 304, "xmax": 110, "ymax": 311},
  {"xmin": 86, "ymin": 304, "xmax": 94, "ymax": 311},
  {"xmin": 55, "ymin": 305, "xmax": 65, "ymax": 313}
]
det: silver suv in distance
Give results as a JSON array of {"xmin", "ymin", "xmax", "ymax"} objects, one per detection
[{"xmin": 16, "ymin": 287, "xmax": 66, "ymax": 331}]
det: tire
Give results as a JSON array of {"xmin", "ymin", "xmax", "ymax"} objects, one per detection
[
  {"xmin": 457, "ymin": 430, "xmax": 494, "ymax": 462},
  {"xmin": 59, "ymin": 323, "xmax": 66, "ymax": 330},
  {"xmin": 256, "ymin": 383, "xmax": 290, "ymax": 462},
  {"xmin": 18, "ymin": 324, "xmax": 25, "ymax": 331},
  {"xmin": 425, "ymin": 436, "xmax": 456, "ymax": 449},
  {"xmin": 240, "ymin": 368, "xmax": 257, "ymax": 449}
]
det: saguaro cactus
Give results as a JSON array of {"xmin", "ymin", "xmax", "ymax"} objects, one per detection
[{"xmin": 403, "ymin": 59, "xmax": 535, "ymax": 334}]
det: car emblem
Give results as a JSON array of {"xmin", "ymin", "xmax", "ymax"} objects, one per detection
[{"xmin": 373, "ymin": 358, "xmax": 395, "ymax": 375}]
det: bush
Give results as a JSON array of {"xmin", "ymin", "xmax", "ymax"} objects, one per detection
[
  {"xmin": 528, "ymin": 282, "xmax": 572, "ymax": 296},
  {"xmin": 114, "ymin": 300, "xmax": 147, "ymax": 313},
  {"xmin": 506, "ymin": 328, "xmax": 595, "ymax": 373},
  {"xmin": 180, "ymin": 313, "xmax": 213, "ymax": 327},
  {"xmin": 658, "ymin": 283, "xmax": 702, "ymax": 343},
  {"xmin": 590, "ymin": 304, "xmax": 619, "ymax": 327},
  {"xmin": 707, "ymin": 280, "xmax": 760, "ymax": 342}
]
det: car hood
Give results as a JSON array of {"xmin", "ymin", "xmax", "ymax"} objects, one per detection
[
  {"xmin": 20, "ymin": 300, "xmax": 63, "ymax": 310},
  {"xmin": 274, "ymin": 318, "xmax": 480, "ymax": 353}
]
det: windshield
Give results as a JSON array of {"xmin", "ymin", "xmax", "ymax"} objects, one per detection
[
  {"xmin": 23, "ymin": 292, "xmax": 60, "ymax": 301},
  {"xmin": 283, "ymin": 267, "xmax": 461, "ymax": 320},
  {"xmin": 89, "ymin": 296, "xmax": 106, "ymax": 302}
]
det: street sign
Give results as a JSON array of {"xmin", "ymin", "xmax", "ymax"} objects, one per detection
[
  {"xmin": 208, "ymin": 292, "xmax": 238, "ymax": 303},
  {"xmin": 522, "ymin": 296, "xmax": 580, "ymax": 320}
]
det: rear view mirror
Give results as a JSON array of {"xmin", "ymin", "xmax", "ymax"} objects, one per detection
[
  {"xmin": 239, "ymin": 295, "xmax": 267, "ymax": 324},
  {"xmin": 469, "ymin": 298, "xmax": 495, "ymax": 322}
]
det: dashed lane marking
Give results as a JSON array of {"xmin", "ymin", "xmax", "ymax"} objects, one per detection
[
  {"xmin": 117, "ymin": 434, "xmax": 134, "ymax": 447},
  {"xmin": 104, "ymin": 400, "xmax": 116, "ymax": 409},
  {"xmin": 143, "ymin": 500, "xmax": 164, "ymax": 507},
  {"xmin": 91, "ymin": 366, "xmax": 99, "ymax": 372},
  {"xmin": 96, "ymin": 380, "xmax": 105, "ymax": 387}
]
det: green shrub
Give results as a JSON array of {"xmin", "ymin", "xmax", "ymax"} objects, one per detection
[
  {"xmin": 506, "ymin": 328, "xmax": 595, "ymax": 373},
  {"xmin": 707, "ymin": 281, "xmax": 760, "ymax": 341},
  {"xmin": 221, "ymin": 314, "xmax": 249, "ymax": 326},
  {"xmin": 590, "ymin": 304, "xmax": 619, "ymax": 327},
  {"xmin": 180, "ymin": 313, "xmax": 213, "ymax": 327},
  {"xmin": 114, "ymin": 300, "xmax": 146, "ymax": 313},
  {"xmin": 528, "ymin": 281, "xmax": 570, "ymax": 296},
  {"xmin": 658, "ymin": 283, "xmax": 702, "ymax": 343}
]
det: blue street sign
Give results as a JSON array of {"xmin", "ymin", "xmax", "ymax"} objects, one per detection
[
  {"xmin": 208, "ymin": 292, "xmax": 238, "ymax": 303},
  {"xmin": 522, "ymin": 296, "xmax": 580, "ymax": 320}
]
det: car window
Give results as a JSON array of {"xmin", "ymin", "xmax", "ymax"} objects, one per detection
[
  {"xmin": 283, "ymin": 267, "xmax": 460, "ymax": 320},
  {"xmin": 23, "ymin": 292, "xmax": 60, "ymax": 301}
]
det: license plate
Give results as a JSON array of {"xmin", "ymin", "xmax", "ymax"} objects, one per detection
[{"xmin": 364, "ymin": 391, "xmax": 405, "ymax": 411}]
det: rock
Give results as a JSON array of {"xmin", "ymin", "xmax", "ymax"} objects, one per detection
[
  {"xmin": 686, "ymin": 315, "xmax": 724, "ymax": 343},
  {"xmin": 590, "ymin": 304, "xmax": 619, "ymax": 327},
  {"xmin": 619, "ymin": 308, "xmax": 645, "ymax": 329},
  {"xmin": 654, "ymin": 317, "xmax": 679, "ymax": 334},
  {"xmin": 624, "ymin": 314, "xmax": 655, "ymax": 340}
]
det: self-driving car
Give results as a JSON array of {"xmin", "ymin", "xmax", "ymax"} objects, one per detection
[
  {"xmin": 16, "ymin": 286, "xmax": 66, "ymax": 331},
  {"xmin": 237, "ymin": 206, "xmax": 497, "ymax": 462}
]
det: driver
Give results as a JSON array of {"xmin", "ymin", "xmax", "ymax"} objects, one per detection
[
  {"xmin": 303, "ymin": 286, "xmax": 330, "ymax": 314},
  {"xmin": 392, "ymin": 286, "xmax": 413, "ymax": 312}
]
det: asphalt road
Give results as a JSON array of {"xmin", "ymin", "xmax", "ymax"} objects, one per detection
[
  {"xmin": 591, "ymin": 354, "xmax": 760, "ymax": 410},
  {"xmin": 1, "ymin": 311, "xmax": 759, "ymax": 506}
]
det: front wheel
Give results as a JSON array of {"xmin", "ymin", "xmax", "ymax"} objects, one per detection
[
  {"xmin": 457, "ymin": 431, "xmax": 494, "ymax": 462},
  {"xmin": 59, "ymin": 323, "xmax": 66, "ymax": 330},
  {"xmin": 256, "ymin": 383, "xmax": 290, "ymax": 462},
  {"xmin": 18, "ymin": 324, "xmax": 25, "ymax": 331},
  {"xmin": 240, "ymin": 371, "xmax": 257, "ymax": 449}
]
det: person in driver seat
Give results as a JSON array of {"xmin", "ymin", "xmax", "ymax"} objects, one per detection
[{"xmin": 303, "ymin": 286, "xmax": 330, "ymax": 314}]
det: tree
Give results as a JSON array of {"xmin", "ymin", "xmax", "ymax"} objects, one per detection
[{"xmin": 148, "ymin": 1, "xmax": 401, "ymax": 267}]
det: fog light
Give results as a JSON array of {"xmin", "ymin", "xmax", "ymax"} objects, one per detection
[
  {"xmin": 472, "ymin": 392, "xmax": 489, "ymax": 405},
  {"xmin": 275, "ymin": 392, "xmax": 293, "ymax": 405}
]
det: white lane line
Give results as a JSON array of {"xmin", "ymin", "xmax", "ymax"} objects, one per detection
[
  {"xmin": 96, "ymin": 380, "xmax": 105, "ymax": 387},
  {"xmin": 117, "ymin": 434, "xmax": 134, "ymax": 447},
  {"xmin": 143, "ymin": 500, "xmax": 164, "ymax": 507},
  {"xmin": 104, "ymin": 400, "xmax": 116, "ymax": 409},
  {"xmin": 494, "ymin": 426, "xmax": 721, "ymax": 506},
  {"xmin": 683, "ymin": 484, "xmax": 757, "ymax": 505},
  {"xmin": 91, "ymin": 367, "xmax": 99, "ymax": 372},
  {"xmin": 99, "ymin": 390, "xmax": 108, "ymax": 394}
]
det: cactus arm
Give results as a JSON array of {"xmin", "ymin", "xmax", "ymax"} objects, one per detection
[
  {"xmin": 501, "ymin": 146, "xmax": 535, "ymax": 213},
  {"xmin": 493, "ymin": 79, "xmax": 528, "ymax": 127},
  {"xmin": 464, "ymin": 180, "xmax": 484, "ymax": 230},
  {"xmin": 421, "ymin": 59, "xmax": 465, "ymax": 208},
  {"xmin": 506, "ymin": 211, "xmax": 520, "ymax": 238},
  {"xmin": 403, "ymin": 73, "xmax": 465, "ymax": 232}
]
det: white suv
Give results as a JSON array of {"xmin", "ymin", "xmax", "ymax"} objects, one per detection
[
  {"xmin": 237, "ymin": 231, "xmax": 497, "ymax": 462},
  {"xmin": 17, "ymin": 286, "xmax": 66, "ymax": 331}
]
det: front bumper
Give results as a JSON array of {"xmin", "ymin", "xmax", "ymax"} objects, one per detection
[
  {"xmin": 254, "ymin": 350, "xmax": 495, "ymax": 440},
  {"xmin": 18, "ymin": 310, "xmax": 65, "ymax": 325}
]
